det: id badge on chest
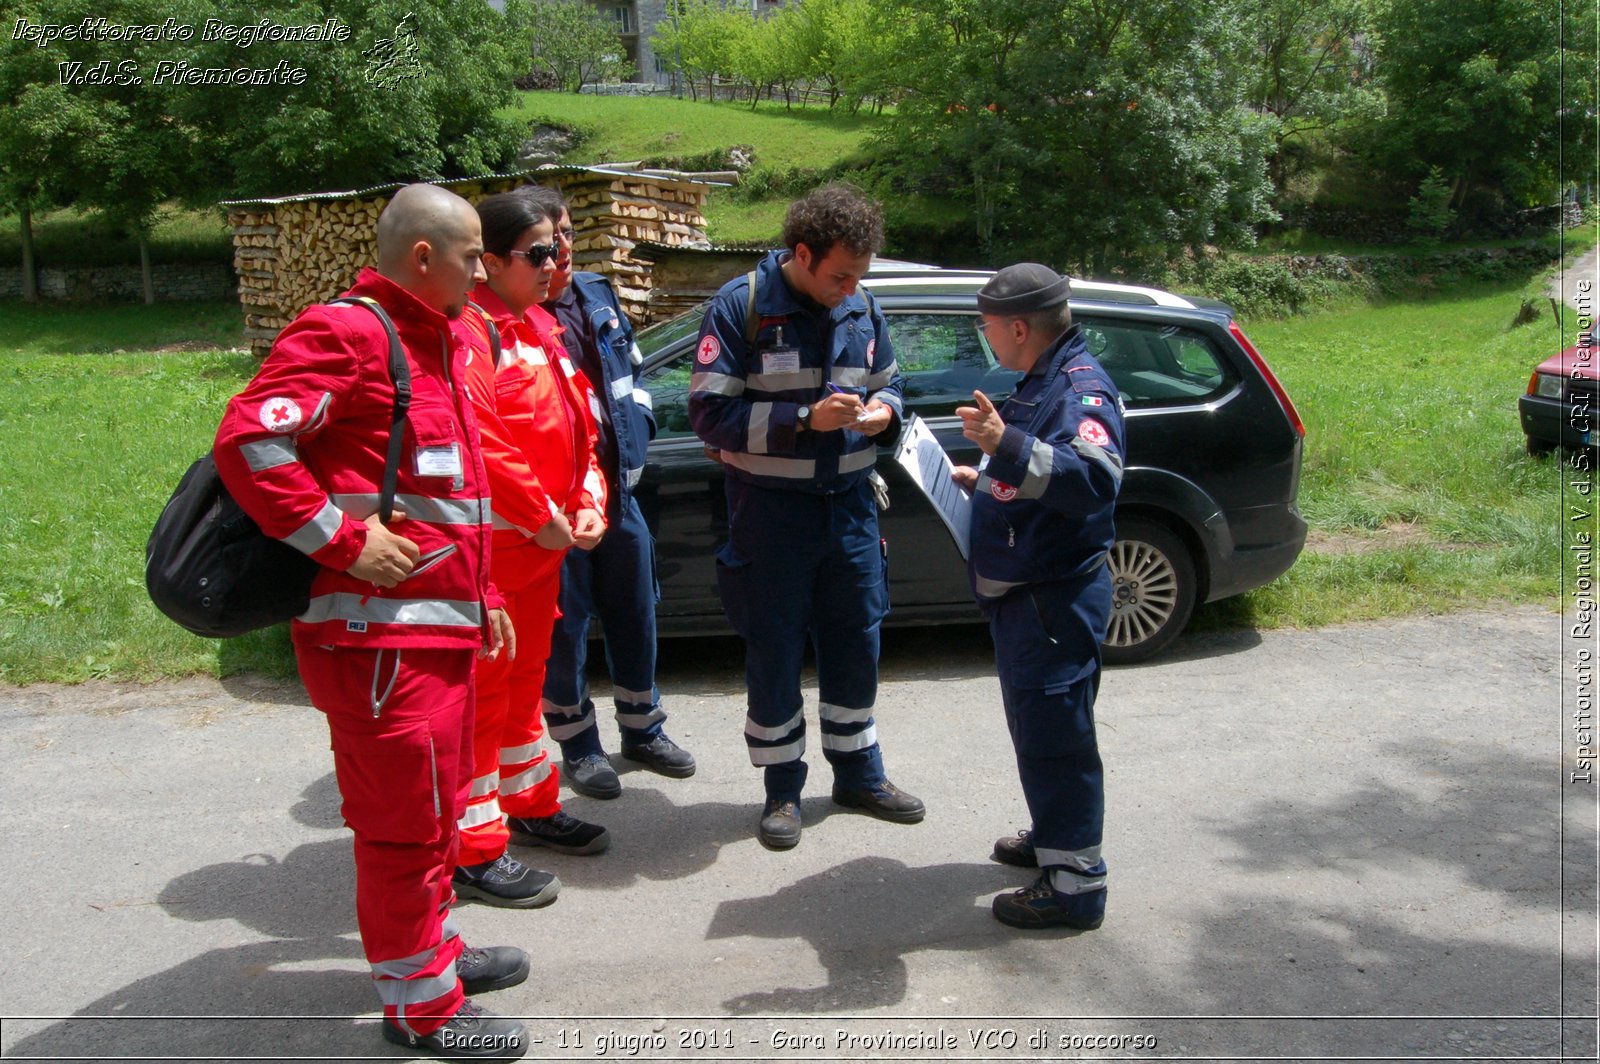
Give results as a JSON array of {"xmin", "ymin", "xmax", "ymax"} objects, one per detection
[
  {"xmin": 415, "ymin": 443, "xmax": 463, "ymax": 478},
  {"xmin": 762, "ymin": 348, "xmax": 801, "ymax": 375}
]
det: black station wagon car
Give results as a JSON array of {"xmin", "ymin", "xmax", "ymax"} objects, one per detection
[{"xmin": 629, "ymin": 265, "xmax": 1307, "ymax": 663}]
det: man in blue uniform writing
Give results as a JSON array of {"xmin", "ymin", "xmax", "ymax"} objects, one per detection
[
  {"xmin": 689, "ymin": 183, "xmax": 924, "ymax": 850},
  {"xmin": 951, "ymin": 263, "xmax": 1124, "ymax": 930}
]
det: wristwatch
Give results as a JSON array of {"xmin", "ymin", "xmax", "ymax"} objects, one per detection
[{"xmin": 796, "ymin": 404, "xmax": 813, "ymax": 430}]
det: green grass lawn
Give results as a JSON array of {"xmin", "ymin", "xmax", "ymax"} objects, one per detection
[
  {"xmin": 0, "ymin": 203, "xmax": 233, "ymax": 270},
  {"xmin": 1187, "ymin": 275, "xmax": 1572, "ymax": 635},
  {"xmin": 507, "ymin": 90, "xmax": 882, "ymax": 172}
]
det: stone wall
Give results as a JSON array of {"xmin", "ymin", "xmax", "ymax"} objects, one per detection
[{"xmin": 0, "ymin": 263, "xmax": 234, "ymax": 302}]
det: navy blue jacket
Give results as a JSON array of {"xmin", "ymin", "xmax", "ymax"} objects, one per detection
[
  {"xmin": 969, "ymin": 327, "xmax": 1124, "ymax": 688},
  {"xmin": 688, "ymin": 251, "xmax": 905, "ymax": 494},
  {"xmin": 549, "ymin": 272, "xmax": 656, "ymax": 511}
]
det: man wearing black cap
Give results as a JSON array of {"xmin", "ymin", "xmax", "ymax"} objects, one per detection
[{"xmin": 951, "ymin": 263, "xmax": 1124, "ymax": 930}]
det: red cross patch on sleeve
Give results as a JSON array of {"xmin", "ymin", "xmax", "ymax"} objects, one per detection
[
  {"xmin": 1078, "ymin": 418, "xmax": 1111, "ymax": 448},
  {"xmin": 697, "ymin": 335, "xmax": 721, "ymax": 365},
  {"xmin": 258, "ymin": 397, "xmax": 303, "ymax": 433}
]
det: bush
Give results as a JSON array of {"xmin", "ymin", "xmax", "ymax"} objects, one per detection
[{"xmin": 1407, "ymin": 167, "xmax": 1456, "ymax": 245}]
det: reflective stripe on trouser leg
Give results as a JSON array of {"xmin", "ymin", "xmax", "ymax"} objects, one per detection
[
  {"xmin": 297, "ymin": 645, "xmax": 472, "ymax": 1037},
  {"xmin": 812, "ymin": 483, "xmax": 887, "ymax": 790},
  {"xmin": 997, "ymin": 671, "xmax": 1106, "ymax": 885},
  {"xmin": 544, "ymin": 546, "xmax": 604, "ymax": 758},
  {"xmin": 588, "ymin": 497, "xmax": 666, "ymax": 742},
  {"xmin": 719, "ymin": 480, "xmax": 822, "ymax": 801}
]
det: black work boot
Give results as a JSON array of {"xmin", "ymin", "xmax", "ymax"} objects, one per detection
[
  {"xmin": 757, "ymin": 798, "xmax": 802, "ymax": 850},
  {"xmin": 830, "ymin": 780, "xmax": 926, "ymax": 823},
  {"xmin": 381, "ymin": 999, "xmax": 527, "ymax": 1061},
  {"xmin": 456, "ymin": 945, "xmax": 529, "ymax": 995},
  {"xmin": 451, "ymin": 854, "xmax": 559, "ymax": 909},
  {"xmin": 621, "ymin": 733, "xmax": 697, "ymax": 778}
]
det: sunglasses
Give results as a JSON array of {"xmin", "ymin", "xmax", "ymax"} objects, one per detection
[{"xmin": 508, "ymin": 242, "xmax": 561, "ymax": 266}]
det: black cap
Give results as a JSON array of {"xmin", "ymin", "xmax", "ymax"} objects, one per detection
[{"xmin": 976, "ymin": 263, "xmax": 1071, "ymax": 315}]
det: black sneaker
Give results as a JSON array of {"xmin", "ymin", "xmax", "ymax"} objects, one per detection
[
  {"xmin": 382, "ymin": 999, "xmax": 527, "ymax": 1061},
  {"xmin": 563, "ymin": 753, "xmax": 622, "ymax": 800},
  {"xmin": 830, "ymin": 780, "xmax": 926, "ymax": 823},
  {"xmin": 456, "ymin": 945, "xmax": 529, "ymax": 995},
  {"xmin": 757, "ymin": 798, "xmax": 802, "ymax": 850},
  {"xmin": 992, "ymin": 873, "xmax": 1106, "ymax": 930},
  {"xmin": 992, "ymin": 829, "xmax": 1038, "ymax": 868},
  {"xmin": 451, "ymin": 854, "xmax": 560, "ymax": 909},
  {"xmin": 507, "ymin": 810, "xmax": 610, "ymax": 855},
  {"xmin": 620, "ymin": 733, "xmax": 697, "ymax": 778}
]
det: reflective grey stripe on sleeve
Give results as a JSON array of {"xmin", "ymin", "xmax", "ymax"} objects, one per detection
[
  {"xmin": 866, "ymin": 361, "xmax": 899, "ymax": 390},
  {"xmin": 745, "ymin": 708, "xmax": 804, "ymax": 742},
  {"xmin": 631, "ymin": 387, "xmax": 653, "ymax": 410},
  {"xmin": 749, "ymin": 736, "xmax": 806, "ymax": 765},
  {"xmin": 299, "ymin": 595, "xmax": 483, "ymax": 628},
  {"xmin": 820, "ymin": 724, "xmax": 878, "ymax": 752},
  {"xmin": 584, "ymin": 467, "xmax": 606, "ymax": 503},
  {"xmin": 839, "ymin": 448, "xmax": 878, "ymax": 474},
  {"xmin": 299, "ymin": 391, "xmax": 334, "ymax": 436},
  {"xmin": 747, "ymin": 402, "xmax": 774, "ymax": 453},
  {"xmin": 610, "ymin": 376, "xmax": 633, "ymax": 401},
  {"xmin": 721, "ymin": 451, "xmax": 817, "ymax": 479},
  {"xmin": 283, "ymin": 499, "xmax": 344, "ymax": 554},
  {"xmin": 690, "ymin": 372, "xmax": 746, "ymax": 397},
  {"xmin": 818, "ymin": 702, "xmax": 874, "ymax": 725},
  {"xmin": 831, "ymin": 366, "xmax": 869, "ymax": 388},
  {"xmin": 625, "ymin": 465, "xmax": 644, "ymax": 489},
  {"xmin": 1071, "ymin": 436, "xmax": 1125, "ymax": 488},
  {"xmin": 749, "ymin": 368, "xmax": 823, "ymax": 392},
  {"xmin": 973, "ymin": 572, "xmax": 1027, "ymax": 600},
  {"xmin": 331, "ymin": 493, "xmax": 490, "ymax": 526},
  {"xmin": 240, "ymin": 437, "xmax": 297, "ymax": 472},
  {"xmin": 1016, "ymin": 438, "xmax": 1058, "ymax": 499}
]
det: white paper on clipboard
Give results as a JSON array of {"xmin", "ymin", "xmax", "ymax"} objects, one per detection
[{"xmin": 891, "ymin": 414, "xmax": 972, "ymax": 560}]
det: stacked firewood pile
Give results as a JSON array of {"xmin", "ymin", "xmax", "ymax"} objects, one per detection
[{"xmin": 224, "ymin": 167, "xmax": 718, "ymax": 357}]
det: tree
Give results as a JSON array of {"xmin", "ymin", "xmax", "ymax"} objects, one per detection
[
  {"xmin": 872, "ymin": 0, "xmax": 1274, "ymax": 274},
  {"xmin": 1238, "ymin": 0, "xmax": 1384, "ymax": 194},
  {"xmin": 1367, "ymin": 0, "xmax": 1594, "ymax": 213},
  {"xmin": 517, "ymin": 0, "xmax": 631, "ymax": 93},
  {"xmin": 651, "ymin": 0, "xmax": 743, "ymax": 101}
]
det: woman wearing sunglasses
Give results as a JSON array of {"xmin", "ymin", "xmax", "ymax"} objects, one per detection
[{"xmin": 450, "ymin": 191, "xmax": 612, "ymax": 912}]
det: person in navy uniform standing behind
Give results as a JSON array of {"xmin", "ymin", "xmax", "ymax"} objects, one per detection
[
  {"xmin": 951, "ymin": 263, "xmax": 1124, "ymax": 930},
  {"xmin": 689, "ymin": 183, "xmax": 924, "ymax": 850}
]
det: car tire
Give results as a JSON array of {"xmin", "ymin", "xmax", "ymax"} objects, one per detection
[
  {"xmin": 1102, "ymin": 517, "xmax": 1198, "ymax": 666},
  {"xmin": 1525, "ymin": 436, "xmax": 1556, "ymax": 457}
]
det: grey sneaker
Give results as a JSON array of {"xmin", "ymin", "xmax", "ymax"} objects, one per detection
[{"xmin": 563, "ymin": 753, "xmax": 621, "ymax": 800}]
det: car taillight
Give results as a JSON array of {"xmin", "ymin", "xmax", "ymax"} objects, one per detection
[{"xmin": 1229, "ymin": 322, "xmax": 1305, "ymax": 438}]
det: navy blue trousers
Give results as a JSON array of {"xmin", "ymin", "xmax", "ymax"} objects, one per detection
[{"xmin": 716, "ymin": 478, "xmax": 888, "ymax": 800}]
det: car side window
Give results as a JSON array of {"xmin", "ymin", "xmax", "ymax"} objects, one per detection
[
  {"xmin": 1079, "ymin": 317, "xmax": 1233, "ymax": 407},
  {"xmin": 883, "ymin": 312, "xmax": 1013, "ymax": 415},
  {"xmin": 640, "ymin": 355, "xmax": 695, "ymax": 439}
]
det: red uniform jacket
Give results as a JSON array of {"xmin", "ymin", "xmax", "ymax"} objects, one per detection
[
  {"xmin": 214, "ymin": 268, "xmax": 502, "ymax": 649},
  {"xmin": 457, "ymin": 284, "xmax": 607, "ymax": 590}
]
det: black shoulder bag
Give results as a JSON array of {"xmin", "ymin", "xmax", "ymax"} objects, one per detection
[{"xmin": 145, "ymin": 297, "xmax": 412, "ymax": 638}]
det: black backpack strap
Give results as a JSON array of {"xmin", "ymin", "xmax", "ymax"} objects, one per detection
[
  {"xmin": 330, "ymin": 297, "xmax": 410, "ymax": 523},
  {"xmin": 466, "ymin": 301, "xmax": 503, "ymax": 366}
]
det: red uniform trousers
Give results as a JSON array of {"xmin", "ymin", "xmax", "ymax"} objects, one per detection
[
  {"xmin": 297, "ymin": 644, "xmax": 474, "ymax": 1039},
  {"xmin": 458, "ymin": 540, "xmax": 566, "ymax": 866}
]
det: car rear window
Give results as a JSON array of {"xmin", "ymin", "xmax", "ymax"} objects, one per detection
[{"xmin": 1078, "ymin": 317, "xmax": 1233, "ymax": 407}]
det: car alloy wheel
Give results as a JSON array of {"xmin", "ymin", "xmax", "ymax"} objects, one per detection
[{"xmin": 1102, "ymin": 517, "xmax": 1197, "ymax": 665}]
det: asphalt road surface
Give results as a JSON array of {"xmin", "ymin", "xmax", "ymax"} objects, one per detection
[{"xmin": 0, "ymin": 607, "xmax": 1593, "ymax": 1062}]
